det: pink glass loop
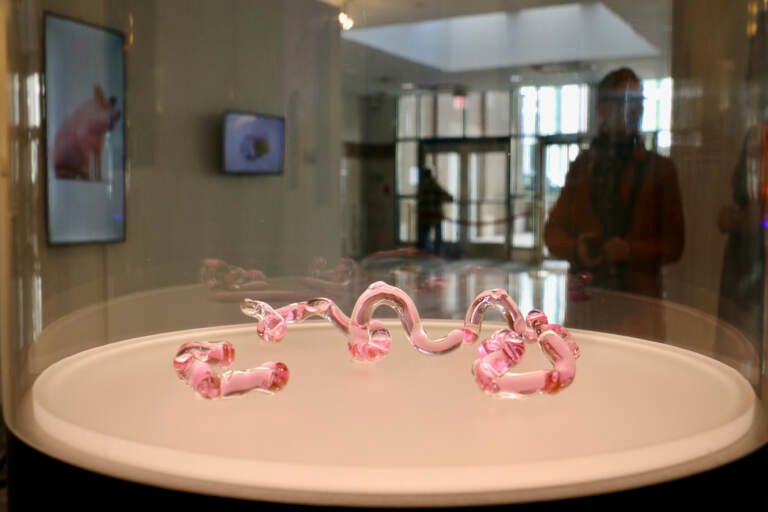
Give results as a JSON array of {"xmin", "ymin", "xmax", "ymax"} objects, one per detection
[
  {"xmin": 237, "ymin": 280, "xmax": 579, "ymax": 397},
  {"xmin": 175, "ymin": 282, "xmax": 578, "ymax": 399},
  {"xmin": 472, "ymin": 329, "xmax": 577, "ymax": 396},
  {"xmin": 241, "ymin": 296, "xmax": 351, "ymax": 342},
  {"xmin": 173, "ymin": 341, "xmax": 289, "ymax": 399}
]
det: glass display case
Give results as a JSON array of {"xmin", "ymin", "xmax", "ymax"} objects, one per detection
[{"xmin": 1, "ymin": 0, "xmax": 767, "ymax": 510}]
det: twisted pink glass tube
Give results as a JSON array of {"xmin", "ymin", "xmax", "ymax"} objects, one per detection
[
  {"xmin": 173, "ymin": 341, "xmax": 288, "ymax": 399},
  {"xmin": 236, "ymin": 281, "xmax": 579, "ymax": 397}
]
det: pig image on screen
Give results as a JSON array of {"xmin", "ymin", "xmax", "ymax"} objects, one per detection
[{"xmin": 52, "ymin": 84, "xmax": 121, "ymax": 181}]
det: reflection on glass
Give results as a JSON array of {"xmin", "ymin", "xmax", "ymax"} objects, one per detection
[
  {"xmin": 469, "ymin": 152, "xmax": 507, "ymax": 243},
  {"xmin": 560, "ymin": 84, "xmax": 586, "ymax": 134},
  {"xmin": 397, "ymin": 94, "xmax": 417, "ymax": 138},
  {"xmin": 437, "ymin": 92, "xmax": 463, "ymax": 137},
  {"xmin": 519, "ymin": 86, "xmax": 538, "ymax": 135},
  {"xmin": 485, "ymin": 91, "xmax": 510, "ymax": 136},
  {"xmin": 234, "ymin": 281, "xmax": 579, "ymax": 397},
  {"xmin": 465, "ymin": 92, "xmax": 483, "ymax": 137},
  {"xmin": 398, "ymin": 198, "xmax": 417, "ymax": 243},
  {"xmin": 396, "ymin": 141, "xmax": 418, "ymax": 195},
  {"xmin": 419, "ymin": 94, "xmax": 434, "ymax": 138},
  {"xmin": 538, "ymin": 86, "xmax": 556, "ymax": 135},
  {"xmin": 435, "ymin": 153, "xmax": 460, "ymax": 243}
]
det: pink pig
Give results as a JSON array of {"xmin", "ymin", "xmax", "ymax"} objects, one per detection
[{"xmin": 52, "ymin": 84, "xmax": 121, "ymax": 181}]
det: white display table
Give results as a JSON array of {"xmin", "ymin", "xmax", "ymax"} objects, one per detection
[{"xmin": 26, "ymin": 320, "xmax": 763, "ymax": 507}]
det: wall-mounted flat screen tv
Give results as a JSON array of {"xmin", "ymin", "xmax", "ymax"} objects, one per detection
[
  {"xmin": 44, "ymin": 12, "xmax": 126, "ymax": 245},
  {"xmin": 223, "ymin": 111, "xmax": 285, "ymax": 175}
]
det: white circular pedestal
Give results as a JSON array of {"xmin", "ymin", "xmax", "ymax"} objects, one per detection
[{"xmin": 29, "ymin": 321, "xmax": 761, "ymax": 507}]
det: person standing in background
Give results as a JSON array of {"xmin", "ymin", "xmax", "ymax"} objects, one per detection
[
  {"xmin": 544, "ymin": 67, "xmax": 684, "ymax": 299},
  {"xmin": 417, "ymin": 167, "xmax": 454, "ymax": 255}
]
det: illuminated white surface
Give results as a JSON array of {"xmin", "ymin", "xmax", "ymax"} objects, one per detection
[
  {"xmin": 342, "ymin": 4, "xmax": 657, "ymax": 72},
  {"xmin": 30, "ymin": 321, "xmax": 759, "ymax": 506}
]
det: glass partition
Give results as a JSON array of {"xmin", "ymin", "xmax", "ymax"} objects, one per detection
[{"xmin": 1, "ymin": 0, "xmax": 767, "ymax": 509}]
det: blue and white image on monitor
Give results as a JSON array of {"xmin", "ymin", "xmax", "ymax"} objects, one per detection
[{"xmin": 224, "ymin": 113, "xmax": 284, "ymax": 174}]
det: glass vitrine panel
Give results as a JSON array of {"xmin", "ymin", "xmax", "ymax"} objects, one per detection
[{"xmin": 1, "ymin": 1, "xmax": 767, "ymax": 510}]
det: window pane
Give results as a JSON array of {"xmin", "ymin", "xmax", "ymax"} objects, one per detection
[
  {"xmin": 640, "ymin": 78, "xmax": 674, "ymax": 134},
  {"xmin": 419, "ymin": 95, "xmax": 434, "ymax": 138},
  {"xmin": 468, "ymin": 151, "xmax": 507, "ymax": 243},
  {"xmin": 432, "ymin": 153, "xmax": 460, "ymax": 242},
  {"xmin": 642, "ymin": 79, "xmax": 659, "ymax": 132},
  {"xmin": 560, "ymin": 85, "xmax": 581, "ymax": 134},
  {"xmin": 397, "ymin": 94, "xmax": 417, "ymax": 138},
  {"xmin": 580, "ymin": 84, "xmax": 589, "ymax": 132},
  {"xmin": 470, "ymin": 204, "xmax": 506, "ymax": 243},
  {"xmin": 509, "ymin": 137, "xmax": 523, "ymax": 194},
  {"xmin": 539, "ymin": 86, "xmax": 556, "ymax": 135},
  {"xmin": 544, "ymin": 144, "xmax": 568, "ymax": 190},
  {"xmin": 519, "ymin": 86, "xmax": 537, "ymax": 135},
  {"xmin": 521, "ymin": 137, "xmax": 537, "ymax": 188},
  {"xmin": 568, "ymin": 143, "xmax": 580, "ymax": 162},
  {"xmin": 511, "ymin": 195, "xmax": 534, "ymax": 249},
  {"xmin": 436, "ymin": 93, "xmax": 463, "ymax": 137},
  {"xmin": 659, "ymin": 78, "xmax": 673, "ymax": 130},
  {"xmin": 396, "ymin": 141, "xmax": 418, "ymax": 195},
  {"xmin": 485, "ymin": 91, "xmax": 510, "ymax": 136},
  {"xmin": 657, "ymin": 130, "xmax": 672, "ymax": 156},
  {"xmin": 465, "ymin": 92, "xmax": 483, "ymax": 137},
  {"xmin": 468, "ymin": 152, "xmax": 507, "ymax": 202},
  {"xmin": 542, "ymin": 142, "xmax": 580, "ymax": 255},
  {"xmin": 397, "ymin": 198, "xmax": 417, "ymax": 242},
  {"xmin": 510, "ymin": 137, "xmax": 537, "ymax": 249},
  {"xmin": 511, "ymin": 137, "xmax": 533, "ymax": 198}
]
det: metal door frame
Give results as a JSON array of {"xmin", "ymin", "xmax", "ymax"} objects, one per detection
[{"xmin": 418, "ymin": 137, "xmax": 511, "ymax": 258}]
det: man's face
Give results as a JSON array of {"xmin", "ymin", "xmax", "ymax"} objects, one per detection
[{"xmin": 596, "ymin": 79, "xmax": 644, "ymax": 138}]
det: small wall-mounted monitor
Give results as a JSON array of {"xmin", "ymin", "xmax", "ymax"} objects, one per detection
[{"xmin": 222, "ymin": 111, "xmax": 285, "ymax": 175}]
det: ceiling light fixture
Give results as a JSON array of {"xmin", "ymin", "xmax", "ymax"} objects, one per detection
[{"xmin": 338, "ymin": 3, "xmax": 354, "ymax": 31}]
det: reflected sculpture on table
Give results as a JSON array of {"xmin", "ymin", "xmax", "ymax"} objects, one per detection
[
  {"xmin": 199, "ymin": 257, "xmax": 358, "ymax": 303},
  {"xmin": 174, "ymin": 281, "xmax": 579, "ymax": 399},
  {"xmin": 199, "ymin": 258, "xmax": 269, "ymax": 291}
]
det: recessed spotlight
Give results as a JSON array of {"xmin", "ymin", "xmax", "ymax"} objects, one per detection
[{"xmin": 338, "ymin": 10, "xmax": 354, "ymax": 31}]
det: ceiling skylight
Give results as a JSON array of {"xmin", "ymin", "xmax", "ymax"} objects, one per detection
[{"xmin": 342, "ymin": 2, "xmax": 658, "ymax": 72}]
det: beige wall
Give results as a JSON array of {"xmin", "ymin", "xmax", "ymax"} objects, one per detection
[
  {"xmin": 341, "ymin": 92, "xmax": 399, "ymax": 254},
  {"xmin": 7, "ymin": 0, "xmax": 342, "ymax": 328},
  {"xmin": 360, "ymin": 94, "xmax": 397, "ymax": 253}
]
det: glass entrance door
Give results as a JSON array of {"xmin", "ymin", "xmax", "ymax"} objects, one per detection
[
  {"xmin": 397, "ymin": 136, "xmax": 586, "ymax": 261},
  {"xmin": 419, "ymin": 138, "xmax": 511, "ymax": 259}
]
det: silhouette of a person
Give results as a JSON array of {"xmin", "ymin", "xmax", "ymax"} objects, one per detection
[
  {"xmin": 417, "ymin": 167, "xmax": 453, "ymax": 254},
  {"xmin": 717, "ymin": 133, "xmax": 765, "ymax": 348},
  {"xmin": 716, "ymin": 9, "xmax": 768, "ymax": 350},
  {"xmin": 544, "ymin": 67, "xmax": 684, "ymax": 299}
]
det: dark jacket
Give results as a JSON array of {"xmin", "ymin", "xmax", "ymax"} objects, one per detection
[{"xmin": 544, "ymin": 138, "xmax": 684, "ymax": 297}]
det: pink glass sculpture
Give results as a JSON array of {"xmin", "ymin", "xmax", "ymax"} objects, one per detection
[
  {"xmin": 175, "ymin": 281, "xmax": 579, "ymax": 399},
  {"xmin": 567, "ymin": 271, "xmax": 593, "ymax": 301},
  {"xmin": 173, "ymin": 341, "xmax": 288, "ymax": 399},
  {"xmin": 308, "ymin": 256, "xmax": 357, "ymax": 285}
]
